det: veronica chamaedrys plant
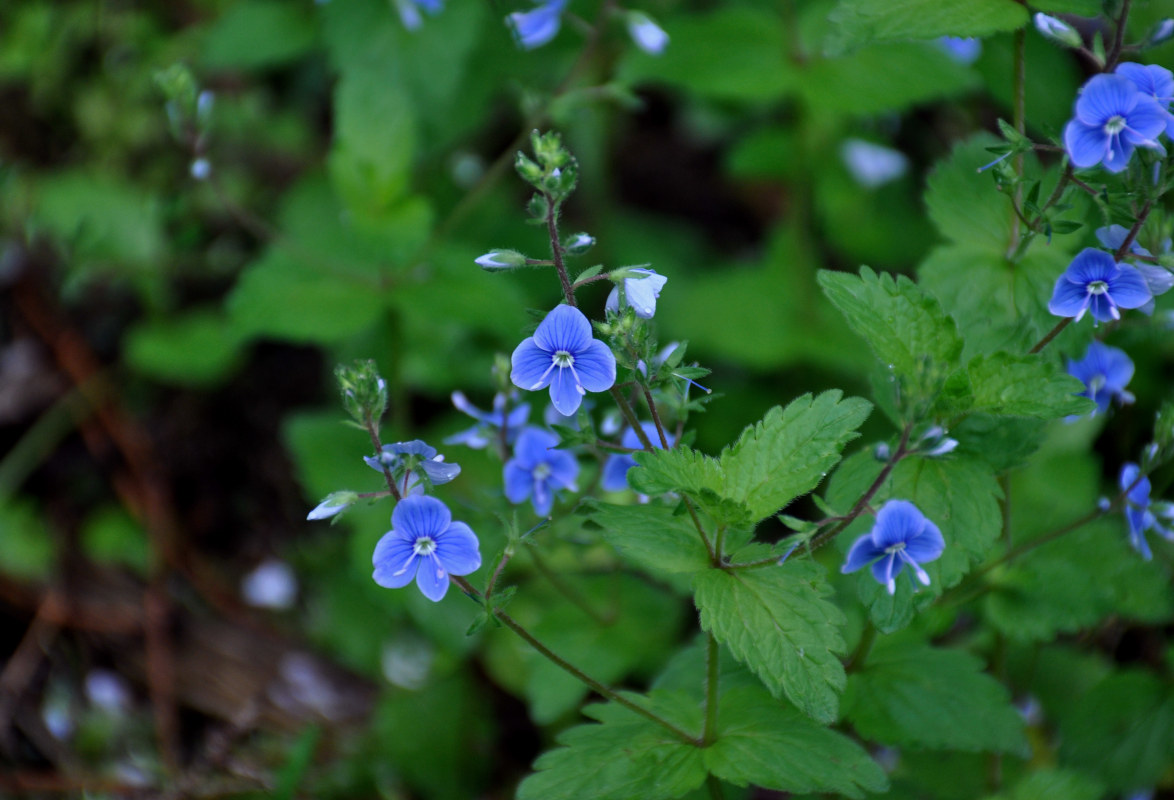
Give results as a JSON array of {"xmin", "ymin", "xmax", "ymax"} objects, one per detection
[
  {"xmin": 510, "ymin": 304, "xmax": 616, "ymax": 415},
  {"xmin": 507, "ymin": 0, "xmax": 568, "ymax": 49},
  {"xmin": 605, "ymin": 268, "xmax": 668, "ymax": 319},
  {"xmin": 372, "ymin": 495, "xmax": 482, "ymax": 601},
  {"xmin": 1063, "ymin": 73, "xmax": 1167, "ymax": 172},
  {"xmin": 504, "ymin": 426, "xmax": 579, "ymax": 515},
  {"xmin": 1048, "ymin": 248, "xmax": 1151, "ymax": 323},
  {"xmin": 445, "ymin": 391, "xmax": 530, "ymax": 450},
  {"xmin": 1066, "ymin": 341, "xmax": 1135, "ymax": 416},
  {"xmin": 1119, "ymin": 463, "xmax": 1174, "ymax": 561},
  {"xmin": 365, "ymin": 440, "xmax": 461, "ymax": 487},
  {"xmin": 842, "ymin": 500, "xmax": 945, "ymax": 594},
  {"xmin": 1116, "ymin": 62, "xmax": 1174, "ymax": 137},
  {"xmin": 600, "ymin": 422, "xmax": 673, "ymax": 492}
]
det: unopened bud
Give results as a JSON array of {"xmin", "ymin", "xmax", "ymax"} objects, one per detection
[{"xmin": 1034, "ymin": 13, "xmax": 1083, "ymax": 49}]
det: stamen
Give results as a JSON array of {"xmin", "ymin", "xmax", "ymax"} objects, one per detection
[{"xmin": 530, "ymin": 360, "xmax": 558, "ymax": 390}]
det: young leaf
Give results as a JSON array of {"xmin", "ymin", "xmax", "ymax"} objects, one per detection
[
  {"xmin": 959, "ymin": 352, "xmax": 1093, "ymax": 419},
  {"xmin": 719, "ymin": 391, "xmax": 872, "ymax": 523},
  {"xmin": 693, "ymin": 561, "xmax": 847, "ymax": 723},
  {"xmin": 842, "ymin": 637, "xmax": 1028, "ymax": 753},
  {"xmin": 827, "ymin": 0, "xmax": 1027, "ymax": 51},
  {"xmin": 703, "ymin": 686, "xmax": 888, "ymax": 799},
  {"xmin": 582, "ymin": 500, "xmax": 712, "ymax": 575}
]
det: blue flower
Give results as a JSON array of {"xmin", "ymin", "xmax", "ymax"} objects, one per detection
[
  {"xmin": 840, "ymin": 139, "xmax": 909, "ymax": 189},
  {"xmin": 1047, "ymin": 248, "xmax": 1151, "ymax": 323},
  {"xmin": 1095, "ymin": 225, "xmax": 1174, "ymax": 310},
  {"xmin": 372, "ymin": 495, "xmax": 481, "ymax": 601},
  {"xmin": 365, "ymin": 440, "xmax": 461, "ymax": 487},
  {"xmin": 1119, "ymin": 463, "xmax": 1174, "ymax": 561},
  {"xmin": 842, "ymin": 500, "xmax": 945, "ymax": 595},
  {"xmin": 510, "ymin": 304, "xmax": 617, "ymax": 416},
  {"xmin": 504, "ymin": 427, "xmax": 579, "ymax": 515},
  {"xmin": 1066, "ymin": 341, "xmax": 1135, "ymax": 415},
  {"xmin": 445, "ymin": 392, "xmax": 530, "ymax": 450},
  {"xmin": 392, "ymin": 0, "xmax": 443, "ymax": 31},
  {"xmin": 1063, "ymin": 74, "xmax": 1167, "ymax": 172},
  {"xmin": 605, "ymin": 269, "xmax": 668, "ymax": 319},
  {"xmin": 1117, "ymin": 62, "xmax": 1174, "ymax": 138},
  {"xmin": 626, "ymin": 11, "xmax": 668, "ymax": 55},
  {"xmin": 507, "ymin": 0, "xmax": 568, "ymax": 49},
  {"xmin": 601, "ymin": 422, "xmax": 674, "ymax": 492},
  {"xmin": 936, "ymin": 37, "xmax": 981, "ymax": 65}
]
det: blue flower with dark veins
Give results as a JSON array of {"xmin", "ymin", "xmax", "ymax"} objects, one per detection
[
  {"xmin": 365, "ymin": 440, "xmax": 461, "ymax": 487},
  {"xmin": 1048, "ymin": 248, "xmax": 1151, "ymax": 323},
  {"xmin": 372, "ymin": 495, "xmax": 481, "ymax": 601},
  {"xmin": 1066, "ymin": 341, "xmax": 1135, "ymax": 416},
  {"xmin": 511, "ymin": 304, "xmax": 616, "ymax": 416},
  {"xmin": 606, "ymin": 268, "xmax": 668, "ymax": 319},
  {"xmin": 507, "ymin": 0, "xmax": 568, "ymax": 49},
  {"xmin": 1117, "ymin": 62, "xmax": 1174, "ymax": 137},
  {"xmin": 601, "ymin": 422, "xmax": 674, "ymax": 492},
  {"xmin": 842, "ymin": 500, "xmax": 945, "ymax": 595},
  {"xmin": 1063, "ymin": 74, "xmax": 1166, "ymax": 172},
  {"xmin": 504, "ymin": 427, "xmax": 579, "ymax": 515},
  {"xmin": 1095, "ymin": 225, "xmax": 1174, "ymax": 311},
  {"xmin": 1120, "ymin": 463, "xmax": 1174, "ymax": 561},
  {"xmin": 445, "ymin": 392, "xmax": 530, "ymax": 450}
]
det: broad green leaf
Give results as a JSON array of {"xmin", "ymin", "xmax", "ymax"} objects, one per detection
[
  {"xmin": 827, "ymin": 0, "xmax": 1027, "ymax": 51},
  {"xmin": 517, "ymin": 692, "xmax": 706, "ymax": 800},
  {"xmin": 0, "ymin": 499, "xmax": 54, "ymax": 580},
  {"xmin": 200, "ymin": 0, "xmax": 315, "ymax": 71},
  {"xmin": 704, "ymin": 686, "xmax": 888, "ymax": 799},
  {"xmin": 124, "ymin": 309, "xmax": 244, "ymax": 386},
  {"xmin": 629, "ymin": 446, "xmax": 724, "ymax": 499},
  {"xmin": 81, "ymin": 507, "xmax": 149, "ymax": 575},
  {"xmin": 842, "ymin": 637, "xmax": 1027, "ymax": 753},
  {"xmin": 1059, "ymin": 672, "xmax": 1174, "ymax": 791},
  {"xmin": 583, "ymin": 500, "xmax": 712, "ymax": 575},
  {"xmin": 982, "ymin": 768, "xmax": 1105, "ymax": 800},
  {"xmin": 693, "ymin": 562, "xmax": 847, "ymax": 723},
  {"xmin": 957, "ymin": 352, "xmax": 1093, "ymax": 419},
  {"xmin": 818, "ymin": 267, "xmax": 963, "ymax": 410},
  {"xmin": 719, "ymin": 392, "xmax": 871, "ymax": 524},
  {"xmin": 925, "ymin": 134, "xmax": 1013, "ymax": 252}
]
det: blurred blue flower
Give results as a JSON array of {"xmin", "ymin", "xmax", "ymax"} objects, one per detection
[
  {"xmin": 601, "ymin": 422, "xmax": 673, "ymax": 492},
  {"xmin": 365, "ymin": 440, "xmax": 461, "ymax": 487},
  {"xmin": 1120, "ymin": 463, "xmax": 1173, "ymax": 561},
  {"xmin": 626, "ymin": 11, "xmax": 668, "ymax": 55},
  {"xmin": 1047, "ymin": 248, "xmax": 1151, "ymax": 323},
  {"xmin": 373, "ymin": 495, "xmax": 481, "ymax": 601},
  {"xmin": 445, "ymin": 391, "xmax": 530, "ymax": 450},
  {"xmin": 936, "ymin": 37, "xmax": 981, "ymax": 65},
  {"xmin": 1063, "ymin": 74, "xmax": 1166, "ymax": 172},
  {"xmin": 1033, "ymin": 13, "xmax": 1082, "ymax": 48},
  {"xmin": 511, "ymin": 304, "xmax": 616, "ymax": 416},
  {"xmin": 840, "ymin": 139, "xmax": 908, "ymax": 188},
  {"xmin": 1066, "ymin": 341, "xmax": 1135, "ymax": 415},
  {"xmin": 1117, "ymin": 62, "xmax": 1174, "ymax": 137},
  {"xmin": 842, "ymin": 500, "xmax": 944, "ymax": 595},
  {"xmin": 504, "ymin": 427, "xmax": 579, "ymax": 515},
  {"xmin": 1094, "ymin": 224, "xmax": 1174, "ymax": 311},
  {"xmin": 393, "ymin": 0, "xmax": 443, "ymax": 31},
  {"xmin": 508, "ymin": 0, "xmax": 568, "ymax": 49},
  {"xmin": 605, "ymin": 268, "xmax": 668, "ymax": 319}
]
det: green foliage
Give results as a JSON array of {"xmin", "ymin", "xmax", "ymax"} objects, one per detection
[
  {"xmin": 925, "ymin": 134, "xmax": 1014, "ymax": 252},
  {"xmin": 842, "ymin": 636, "xmax": 1028, "ymax": 753},
  {"xmin": 516, "ymin": 692, "xmax": 706, "ymax": 800},
  {"xmin": 693, "ymin": 562, "xmax": 847, "ymax": 724},
  {"xmin": 0, "ymin": 499, "xmax": 54, "ymax": 580},
  {"xmin": 582, "ymin": 500, "xmax": 712, "ymax": 576},
  {"xmin": 982, "ymin": 768, "xmax": 1105, "ymax": 800},
  {"xmin": 124, "ymin": 309, "xmax": 244, "ymax": 385},
  {"xmin": 200, "ymin": 0, "xmax": 316, "ymax": 71},
  {"xmin": 955, "ymin": 352, "xmax": 1093, "ymax": 419},
  {"xmin": 704, "ymin": 686, "xmax": 888, "ymax": 799},
  {"xmin": 827, "ymin": 0, "xmax": 1027, "ymax": 51}
]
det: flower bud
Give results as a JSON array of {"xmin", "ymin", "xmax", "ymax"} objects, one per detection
[
  {"xmin": 308, "ymin": 490, "xmax": 358, "ymax": 520},
  {"xmin": 563, "ymin": 232, "xmax": 595, "ymax": 256},
  {"xmin": 1034, "ymin": 13, "xmax": 1083, "ymax": 49},
  {"xmin": 1148, "ymin": 18, "xmax": 1174, "ymax": 47},
  {"xmin": 626, "ymin": 11, "xmax": 669, "ymax": 55},
  {"xmin": 335, "ymin": 360, "xmax": 388, "ymax": 426},
  {"xmin": 475, "ymin": 249, "xmax": 527, "ymax": 270}
]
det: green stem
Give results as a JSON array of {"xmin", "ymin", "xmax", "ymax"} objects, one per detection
[
  {"xmin": 609, "ymin": 387, "xmax": 653, "ymax": 449},
  {"xmin": 545, "ymin": 194, "xmax": 577, "ymax": 307},
  {"xmin": 1008, "ymin": 26, "xmax": 1026, "ymax": 257},
  {"xmin": 364, "ymin": 417, "xmax": 402, "ymax": 501},
  {"xmin": 640, "ymin": 385, "xmax": 671, "ymax": 449},
  {"xmin": 1027, "ymin": 317, "xmax": 1072, "ymax": 355},
  {"xmin": 528, "ymin": 547, "xmax": 615, "ymax": 625},
  {"xmin": 1105, "ymin": 0, "xmax": 1132, "ymax": 71},
  {"xmin": 845, "ymin": 621, "xmax": 877, "ymax": 671},
  {"xmin": 705, "ymin": 774, "xmax": 727, "ymax": 800}
]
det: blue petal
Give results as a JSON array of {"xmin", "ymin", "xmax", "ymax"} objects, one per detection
[
  {"xmin": 436, "ymin": 521, "xmax": 481, "ymax": 575},
  {"xmin": 513, "ymin": 427, "xmax": 559, "ymax": 467},
  {"xmin": 1074, "ymin": 74, "xmax": 1139, "ymax": 127},
  {"xmin": 842, "ymin": 533, "xmax": 883, "ymax": 574},
  {"xmin": 870, "ymin": 499, "xmax": 926, "ymax": 549},
  {"xmin": 504, "ymin": 461, "xmax": 534, "ymax": 504},
  {"xmin": 1121, "ymin": 96, "xmax": 1169, "ymax": 143},
  {"xmin": 421, "ymin": 459, "xmax": 461, "ymax": 484},
  {"xmin": 508, "ymin": 0, "xmax": 566, "ymax": 49},
  {"xmin": 530, "ymin": 477, "xmax": 554, "ymax": 515},
  {"xmin": 372, "ymin": 532, "xmax": 419, "ymax": 588},
  {"xmin": 387, "ymin": 440, "xmax": 438, "ymax": 458},
  {"xmin": 1120, "ymin": 462, "xmax": 1151, "ymax": 508},
  {"xmin": 512, "ymin": 337, "xmax": 555, "ymax": 391},
  {"xmin": 605, "ymin": 286, "xmax": 620, "ymax": 315},
  {"xmin": 548, "ymin": 365, "xmax": 584, "ymax": 416},
  {"xmin": 601, "ymin": 454, "xmax": 636, "ymax": 491},
  {"xmin": 414, "ymin": 554, "xmax": 450, "ymax": 601},
  {"xmin": 534, "ymin": 304, "xmax": 592, "ymax": 354},
  {"xmin": 903, "ymin": 516, "xmax": 945, "ymax": 564},
  {"xmin": 1067, "ymin": 249, "xmax": 1117, "ymax": 283},
  {"xmin": 1107, "ymin": 264, "xmax": 1153, "ymax": 310},
  {"xmin": 624, "ymin": 269, "xmax": 668, "ymax": 318},
  {"xmin": 1048, "ymin": 276, "xmax": 1089, "ymax": 318},
  {"xmin": 1064, "ymin": 119, "xmax": 1109, "ymax": 168},
  {"xmin": 1137, "ymin": 263, "xmax": 1174, "ymax": 297},
  {"xmin": 870, "ymin": 553, "xmax": 900, "ymax": 592},
  {"xmin": 392, "ymin": 494, "xmax": 451, "ymax": 538},
  {"xmin": 545, "ymin": 447, "xmax": 580, "ymax": 489},
  {"xmin": 572, "ymin": 339, "xmax": 617, "ymax": 393}
]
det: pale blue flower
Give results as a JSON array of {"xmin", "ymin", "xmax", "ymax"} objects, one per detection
[
  {"xmin": 605, "ymin": 268, "xmax": 668, "ymax": 319},
  {"xmin": 936, "ymin": 37, "xmax": 981, "ymax": 65},
  {"xmin": 445, "ymin": 391, "xmax": 530, "ymax": 449},
  {"xmin": 508, "ymin": 0, "xmax": 568, "ymax": 49},
  {"xmin": 842, "ymin": 500, "xmax": 944, "ymax": 594},
  {"xmin": 1064, "ymin": 74, "xmax": 1167, "ymax": 172},
  {"xmin": 841, "ymin": 139, "xmax": 908, "ymax": 188},
  {"xmin": 365, "ymin": 440, "xmax": 461, "ymax": 486},
  {"xmin": 1117, "ymin": 62, "xmax": 1174, "ymax": 137},
  {"xmin": 1066, "ymin": 341, "xmax": 1135, "ymax": 415},
  {"xmin": 393, "ymin": 0, "xmax": 443, "ymax": 31},
  {"xmin": 1047, "ymin": 248, "xmax": 1151, "ymax": 323},
  {"xmin": 307, "ymin": 490, "xmax": 358, "ymax": 520},
  {"xmin": 626, "ymin": 11, "xmax": 668, "ymax": 55},
  {"xmin": 1033, "ymin": 13, "xmax": 1081, "ymax": 48},
  {"xmin": 510, "ymin": 304, "xmax": 616, "ymax": 416},
  {"xmin": 372, "ymin": 495, "xmax": 481, "ymax": 601},
  {"xmin": 1120, "ymin": 463, "xmax": 1173, "ymax": 561},
  {"xmin": 1094, "ymin": 224, "xmax": 1174, "ymax": 311},
  {"xmin": 600, "ymin": 422, "xmax": 673, "ymax": 492},
  {"xmin": 504, "ymin": 427, "xmax": 579, "ymax": 515}
]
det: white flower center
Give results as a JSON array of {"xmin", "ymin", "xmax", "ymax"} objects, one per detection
[
  {"xmin": 1104, "ymin": 115, "xmax": 1127, "ymax": 135},
  {"xmin": 553, "ymin": 350, "xmax": 575, "ymax": 368},
  {"xmin": 883, "ymin": 542, "xmax": 906, "ymax": 555},
  {"xmin": 1087, "ymin": 280, "xmax": 1109, "ymax": 295},
  {"xmin": 413, "ymin": 536, "xmax": 437, "ymax": 557},
  {"xmin": 533, "ymin": 462, "xmax": 552, "ymax": 481}
]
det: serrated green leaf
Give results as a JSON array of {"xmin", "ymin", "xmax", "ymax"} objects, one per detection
[
  {"xmin": 629, "ymin": 446, "xmax": 724, "ymax": 500},
  {"xmin": 818, "ymin": 267, "xmax": 963, "ymax": 410},
  {"xmin": 843, "ymin": 637, "xmax": 1027, "ymax": 753},
  {"xmin": 704, "ymin": 686, "xmax": 888, "ymax": 799},
  {"xmin": 517, "ymin": 692, "xmax": 706, "ymax": 800},
  {"xmin": 983, "ymin": 768, "xmax": 1106, "ymax": 800},
  {"xmin": 925, "ymin": 134, "xmax": 1013, "ymax": 251},
  {"xmin": 827, "ymin": 0, "xmax": 1027, "ymax": 51},
  {"xmin": 1059, "ymin": 672, "xmax": 1174, "ymax": 791},
  {"xmin": 583, "ymin": 500, "xmax": 712, "ymax": 575},
  {"xmin": 720, "ymin": 391, "xmax": 871, "ymax": 524},
  {"xmin": 955, "ymin": 352, "xmax": 1093, "ymax": 419},
  {"xmin": 693, "ymin": 562, "xmax": 847, "ymax": 723}
]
